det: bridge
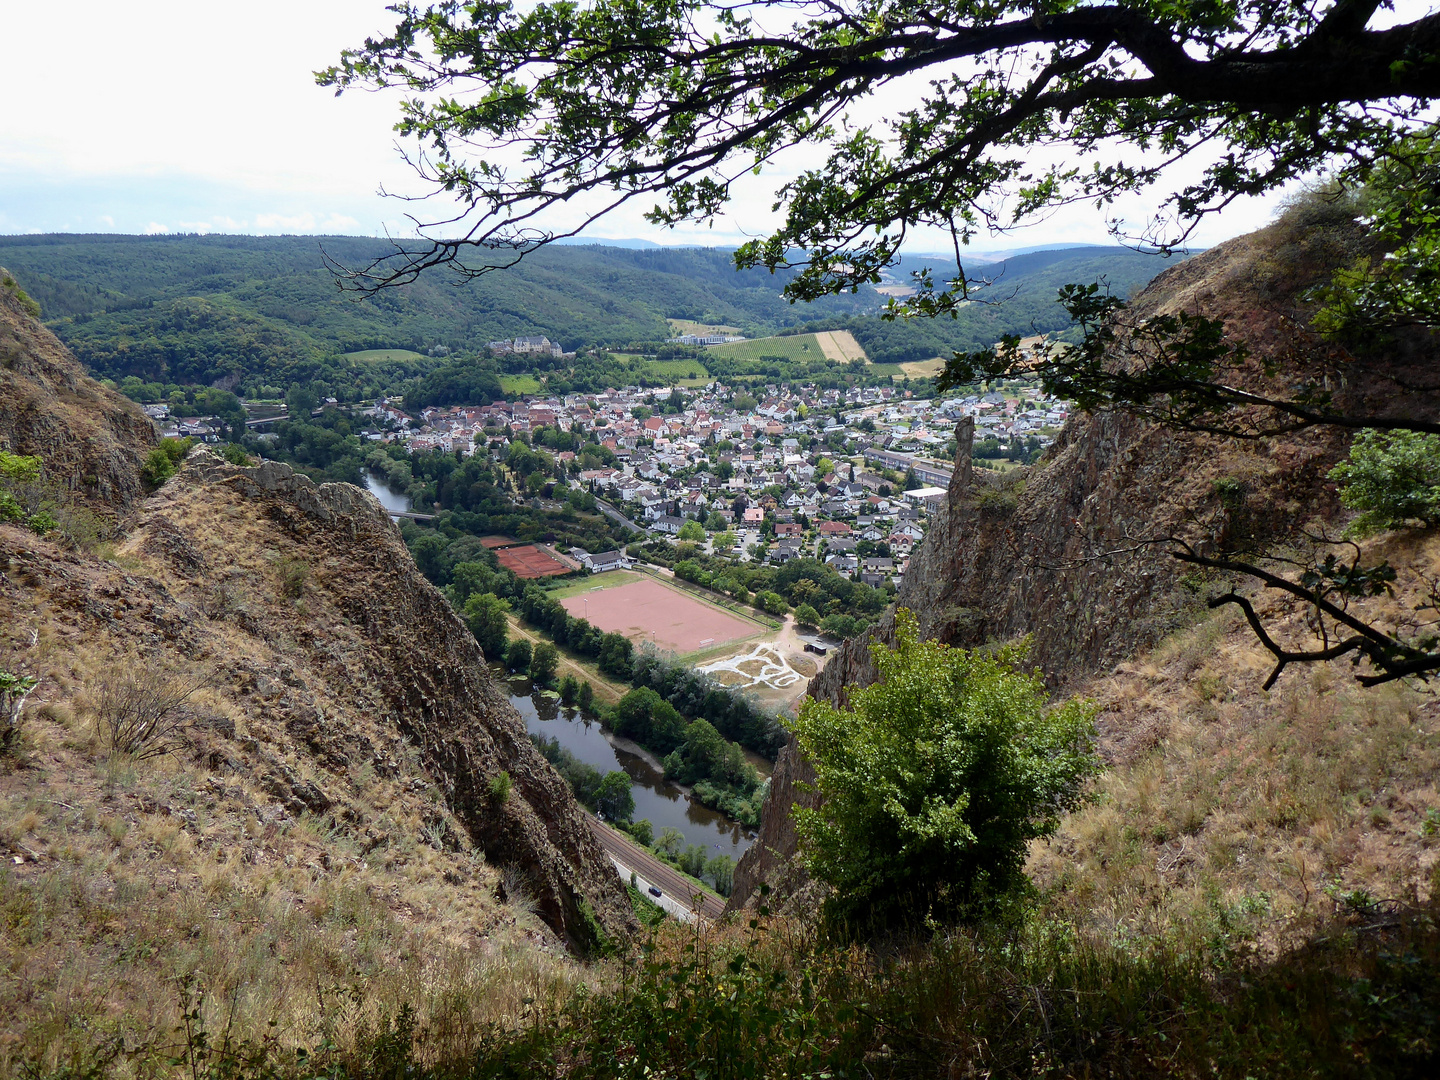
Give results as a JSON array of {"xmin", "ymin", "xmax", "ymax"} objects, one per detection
[{"xmin": 385, "ymin": 510, "xmax": 435, "ymax": 522}]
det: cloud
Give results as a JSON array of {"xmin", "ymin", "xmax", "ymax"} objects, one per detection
[{"xmin": 143, "ymin": 222, "xmax": 170, "ymax": 235}]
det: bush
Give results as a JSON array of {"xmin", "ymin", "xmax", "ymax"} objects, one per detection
[
  {"xmin": 96, "ymin": 665, "xmax": 210, "ymax": 760},
  {"xmin": 789, "ymin": 608, "xmax": 1098, "ymax": 931},
  {"xmin": 1, "ymin": 669, "xmax": 37, "ymax": 757},
  {"xmin": 139, "ymin": 437, "xmax": 194, "ymax": 488},
  {"xmin": 275, "ymin": 557, "xmax": 309, "ymax": 600},
  {"xmin": 487, "ymin": 770, "xmax": 512, "ymax": 803},
  {"xmin": 1330, "ymin": 429, "xmax": 1440, "ymax": 535},
  {"xmin": 559, "ymin": 674, "xmax": 579, "ymax": 704}
]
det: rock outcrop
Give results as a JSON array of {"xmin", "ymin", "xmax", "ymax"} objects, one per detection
[
  {"xmin": 727, "ymin": 225, "xmax": 1358, "ymax": 915},
  {"xmin": 0, "ymin": 272, "xmax": 156, "ymax": 511},
  {"xmin": 0, "ymin": 289, "xmax": 632, "ymax": 952}
]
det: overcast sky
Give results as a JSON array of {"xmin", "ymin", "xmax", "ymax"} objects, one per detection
[{"xmin": 1, "ymin": 0, "xmax": 1299, "ymax": 253}]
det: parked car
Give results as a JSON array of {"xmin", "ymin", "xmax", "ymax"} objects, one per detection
[{"xmin": 648, "ymin": 885, "xmax": 662, "ymax": 898}]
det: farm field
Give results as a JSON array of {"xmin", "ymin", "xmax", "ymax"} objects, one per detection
[
  {"xmin": 812, "ymin": 329, "xmax": 868, "ymax": 362},
  {"xmin": 705, "ymin": 333, "xmax": 829, "ymax": 362},
  {"xmin": 557, "ymin": 576, "xmax": 760, "ymax": 654},
  {"xmin": 899, "ymin": 357, "xmax": 946, "ymax": 378},
  {"xmin": 499, "ymin": 373, "xmax": 543, "ymax": 395}
]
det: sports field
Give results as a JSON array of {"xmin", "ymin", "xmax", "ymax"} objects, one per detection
[
  {"xmin": 558, "ymin": 577, "xmax": 759, "ymax": 654},
  {"xmin": 495, "ymin": 544, "xmax": 572, "ymax": 579}
]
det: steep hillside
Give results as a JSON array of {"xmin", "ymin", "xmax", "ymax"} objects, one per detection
[
  {"xmin": 0, "ymin": 271, "xmax": 155, "ymax": 511},
  {"xmin": 0, "ymin": 292, "xmax": 631, "ymax": 1069},
  {"xmin": 729, "ymin": 216, "xmax": 1440, "ymax": 927}
]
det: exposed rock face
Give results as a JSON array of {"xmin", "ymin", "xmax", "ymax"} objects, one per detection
[
  {"xmin": 0, "ymin": 292, "xmax": 632, "ymax": 951},
  {"xmin": 727, "ymin": 228, "xmax": 1353, "ymax": 915},
  {"xmin": 0, "ymin": 272, "xmax": 156, "ymax": 510}
]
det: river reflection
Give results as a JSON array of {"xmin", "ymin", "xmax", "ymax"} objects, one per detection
[
  {"xmin": 364, "ymin": 472, "xmax": 413, "ymax": 515},
  {"xmin": 506, "ymin": 679, "xmax": 754, "ymax": 862}
]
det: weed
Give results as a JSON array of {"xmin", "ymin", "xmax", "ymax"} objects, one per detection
[{"xmin": 95, "ymin": 664, "xmax": 211, "ymax": 760}]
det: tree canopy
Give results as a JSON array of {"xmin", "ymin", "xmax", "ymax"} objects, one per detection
[
  {"xmin": 790, "ymin": 609, "xmax": 1097, "ymax": 930},
  {"xmin": 323, "ymin": 0, "xmax": 1440, "ymax": 296}
]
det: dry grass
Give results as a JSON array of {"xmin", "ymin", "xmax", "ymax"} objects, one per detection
[
  {"xmin": 0, "ymin": 477, "xmax": 598, "ymax": 1077},
  {"xmin": 1030, "ymin": 537, "xmax": 1440, "ymax": 949}
]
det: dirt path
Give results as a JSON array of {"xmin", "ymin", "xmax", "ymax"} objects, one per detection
[{"xmin": 504, "ymin": 617, "xmax": 630, "ymax": 705}]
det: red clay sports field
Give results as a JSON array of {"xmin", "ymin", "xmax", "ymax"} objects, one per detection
[{"xmin": 559, "ymin": 577, "xmax": 758, "ymax": 653}]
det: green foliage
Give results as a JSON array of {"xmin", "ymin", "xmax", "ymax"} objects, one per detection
[
  {"xmin": 139, "ymin": 437, "xmax": 193, "ymax": 488},
  {"xmin": 756, "ymin": 590, "xmax": 788, "ymax": 615},
  {"xmin": 529, "ymin": 733, "xmax": 629, "ymax": 820},
  {"xmin": 506, "ymin": 638, "xmax": 533, "ymax": 673},
  {"xmin": 1, "ymin": 668, "xmax": 38, "ymax": 757},
  {"xmin": 677, "ymin": 519, "xmax": 706, "ymax": 542},
  {"xmin": 1329, "ymin": 429, "xmax": 1440, "ymax": 536},
  {"xmin": 577, "ymin": 680, "xmax": 594, "ymax": 712},
  {"xmin": 487, "ymin": 770, "xmax": 512, "ymax": 804},
  {"xmin": 594, "ymin": 771, "xmax": 635, "ymax": 823},
  {"xmin": 2, "ymin": 273, "xmax": 41, "ymax": 318},
  {"xmin": 24, "ymin": 510, "xmax": 57, "ymax": 536},
  {"xmin": 530, "ymin": 641, "xmax": 560, "ymax": 684},
  {"xmin": 558, "ymin": 674, "xmax": 579, "ymax": 704},
  {"xmin": 624, "ymin": 818, "xmax": 653, "ymax": 847},
  {"xmin": 794, "ymin": 603, "xmax": 819, "ymax": 629},
  {"xmin": 790, "ymin": 608, "xmax": 1098, "ymax": 931},
  {"xmin": 463, "ymin": 592, "xmax": 510, "ymax": 660}
]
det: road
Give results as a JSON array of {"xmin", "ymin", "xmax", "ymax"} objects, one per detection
[
  {"xmin": 588, "ymin": 818, "xmax": 727, "ymax": 921},
  {"xmin": 593, "ymin": 497, "xmax": 646, "ymax": 535}
]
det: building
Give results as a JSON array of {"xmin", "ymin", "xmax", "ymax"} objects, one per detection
[
  {"xmin": 864, "ymin": 447, "xmax": 954, "ymax": 487},
  {"xmin": 574, "ymin": 549, "xmax": 632, "ymax": 573}
]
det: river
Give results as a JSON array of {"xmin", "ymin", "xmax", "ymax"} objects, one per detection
[
  {"xmin": 364, "ymin": 472, "xmax": 412, "ymax": 515},
  {"xmin": 504, "ymin": 680, "xmax": 755, "ymax": 862}
]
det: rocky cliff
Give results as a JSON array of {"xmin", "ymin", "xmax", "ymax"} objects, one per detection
[
  {"xmin": 0, "ymin": 284, "xmax": 632, "ymax": 956},
  {"xmin": 727, "ymin": 223, "xmax": 1363, "ymax": 915},
  {"xmin": 0, "ymin": 272, "xmax": 157, "ymax": 511}
]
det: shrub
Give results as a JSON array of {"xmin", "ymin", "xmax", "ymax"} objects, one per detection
[
  {"xmin": 558, "ymin": 674, "xmax": 579, "ymax": 704},
  {"xmin": 487, "ymin": 770, "xmax": 513, "ymax": 803},
  {"xmin": 275, "ymin": 557, "xmax": 309, "ymax": 600},
  {"xmin": 96, "ymin": 665, "xmax": 210, "ymax": 760},
  {"xmin": 139, "ymin": 437, "xmax": 194, "ymax": 489},
  {"xmin": 789, "ymin": 608, "xmax": 1098, "ymax": 931},
  {"xmin": 625, "ymin": 818, "xmax": 653, "ymax": 846},
  {"xmin": 220, "ymin": 443, "xmax": 253, "ymax": 465},
  {"xmin": 24, "ymin": 510, "xmax": 57, "ymax": 536},
  {"xmin": 0, "ymin": 669, "xmax": 37, "ymax": 757},
  {"xmin": 1329, "ymin": 429, "xmax": 1440, "ymax": 535}
]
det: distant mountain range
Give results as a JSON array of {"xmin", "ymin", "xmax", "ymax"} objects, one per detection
[{"xmin": 0, "ymin": 233, "xmax": 1184, "ymax": 388}]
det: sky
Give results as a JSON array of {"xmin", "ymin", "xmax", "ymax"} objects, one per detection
[{"xmin": 0, "ymin": 0, "xmax": 1303, "ymax": 255}]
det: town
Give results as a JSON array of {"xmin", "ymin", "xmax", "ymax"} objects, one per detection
[{"xmin": 339, "ymin": 361, "xmax": 1071, "ymax": 590}]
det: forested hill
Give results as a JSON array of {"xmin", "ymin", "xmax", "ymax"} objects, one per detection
[{"xmin": 0, "ymin": 233, "xmax": 1180, "ymax": 392}]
